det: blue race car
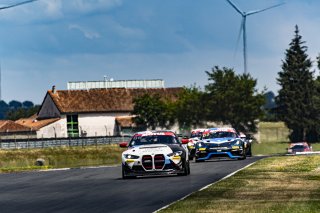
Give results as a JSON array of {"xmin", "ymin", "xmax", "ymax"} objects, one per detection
[{"xmin": 194, "ymin": 128, "xmax": 247, "ymax": 162}]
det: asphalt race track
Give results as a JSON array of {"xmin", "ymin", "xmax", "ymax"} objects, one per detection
[{"xmin": 0, "ymin": 156, "xmax": 264, "ymax": 213}]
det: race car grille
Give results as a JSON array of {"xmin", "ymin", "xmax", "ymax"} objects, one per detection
[
  {"xmin": 154, "ymin": 154, "xmax": 165, "ymax": 169},
  {"xmin": 142, "ymin": 155, "xmax": 153, "ymax": 170},
  {"xmin": 207, "ymin": 142, "xmax": 232, "ymax": 148}
]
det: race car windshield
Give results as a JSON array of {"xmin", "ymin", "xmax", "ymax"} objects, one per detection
[
  {"xmin": 191, "ymin": 132, "xmax": 202, "ymax": 138},
  {"xmin": 208, "ymin": 132, "xmax": 237, "ymax": 139},
  {"xmin": 291, "ymin": 145, "xmax": 305, "ymax": 149},
  {"xmin": 129, "ymin": 135, "xmax": 179, "ymax": 146}
]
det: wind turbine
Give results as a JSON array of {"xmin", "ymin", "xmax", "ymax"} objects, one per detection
[
  {"xmin": 0, "ymin": 0, "xmax": 38, "ymax": 101},
  {"xmin": 0, "ymin": 0, "xmax": 38, "ymax": 10},
  {"xmin": 226, "ymin": 0, "xmax": 284, "ymax": 74}
]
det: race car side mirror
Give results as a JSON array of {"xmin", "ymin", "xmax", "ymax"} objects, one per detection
[
  {"xmin": 119, "ymin": 142, "xmax": 128, "ymax": 148},
  {"xmin": 181, "ymin": 138, "xmax": 189, "ymax": 144}
]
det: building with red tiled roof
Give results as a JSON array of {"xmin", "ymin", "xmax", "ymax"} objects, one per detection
[
  {"xmin": 34, "ymin": 87, "xmax": 183, "ymax": 138},
  {"xmin": 16, "ymin": 114, "xmax": 58, "ymax": 130},
  {"xmin": 0, "ymin": 120, "xmax": 34, "ymax": 140},
  {"xmin": 15, "ymin": 115, "xmax": 61, "ymax": 138},
  {"xmin": 0, "ymin": 120, "xmax": 31, "ymax": 132}
]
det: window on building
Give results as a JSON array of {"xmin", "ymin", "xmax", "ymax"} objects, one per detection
[{"xmin": 67, "ymin": 114, "xmax": 79, "ymax": 137}]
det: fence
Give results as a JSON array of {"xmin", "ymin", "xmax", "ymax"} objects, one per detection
[{"xmin": 0, "ymin": 136, "xmax": 132, "ymax": 150}]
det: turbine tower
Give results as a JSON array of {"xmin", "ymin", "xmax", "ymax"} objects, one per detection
[
  {"xmin": 0, "ymin": 0, "xmax": 38, "ymax": 101},
  {"xmin": 226, "ymin": 0, "xmax": 284, "ymax": 74}
]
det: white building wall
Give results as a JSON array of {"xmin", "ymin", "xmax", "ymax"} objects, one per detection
[
  {"xmin": 36, "ymin": 117, "xmax": 67, "ymax": 138},
  {"xmin": 36, "ymin": 112, "xmax": 131, "ymax": 138},
  {"xmin": 78, "ymin": 112, "xmax": 130, "ymax": 137}
]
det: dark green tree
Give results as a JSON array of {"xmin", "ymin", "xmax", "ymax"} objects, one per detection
[
  {"xmin": 6, "ymin": 105, "xmax": 40, "ymax": 121},
  {"xmin": 22, "ymin": 101, "xmax": 34, "ymax": 108},
  {"xmin": 174, "ymin": 86, "xmax": 205, "ymax": 130},
  {"xmin": 276, "ymin": 25, "xmax": 315, "ymax": 142},
  {"xmin": 0, "ymin": 100, "xmax": 9, "ymax": 119},
  {"xmin": 8, "ymin": 100, "xmax": 22, "ymax": 109},
  {"xmin": 261, "ymin": 91, "xmax": 279, "ymax": 122},
  {"xmin": 310, "ymin": 76, "xmax": 320, "ymax": 142},
  {"xmin": 132, "ymin": 94, "xmax": 173, "ymax": 130},
  {"xmin": 205, "ymin": 66, "xmax": 265, "ymax": 134}
]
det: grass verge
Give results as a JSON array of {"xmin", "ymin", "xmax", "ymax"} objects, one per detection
[
  {"xmin": 160, "ymin": 155, "xmax": 320, "ymax": 213},
  {"xmin": 252, "ymin": 142, "xmax": 320, "ymax": 156},
  {"xmin": 0, "ymin": 145, "xmax": 123, "ymax": 173},
  {"xmin": 252, "ymin": 142, "xmax": 288, "ymax": 155}
]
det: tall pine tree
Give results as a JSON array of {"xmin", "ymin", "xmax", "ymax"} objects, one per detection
[{"xmin": 276, "ymin": 25, "xmax": 315, "ymax": 142}]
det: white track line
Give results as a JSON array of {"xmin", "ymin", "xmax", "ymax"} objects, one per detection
[
  {"xmin": 153, "ymin": 161, "xmax": 257, "ymax": 213},
  {"xmin": 39, "ymin": 165, "xmax": 119, "ymax": 172}
]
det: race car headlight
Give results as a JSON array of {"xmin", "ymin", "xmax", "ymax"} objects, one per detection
[
  {"xmin": 230, "ymin": 140, "xmax": 241, "ymax": 146},
  {"xmin": 123, "ymin": 154, "xmax": 139, "ymax": 159},
  {"xmin": 197, "ymin": 142, "xmax": 206, "ymax": 148},
  {"xmin": 230, "ymin": 140, "xmax": 242, "ymax": 149},
  {"xmin": 188, "ymin": 142, "xmax": 195, "ymax": 147},
  {"xmin": 167, "ymin": 151, "xmax": 183, "ymax": 157}
]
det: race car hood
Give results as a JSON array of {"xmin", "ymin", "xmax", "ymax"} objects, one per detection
[
  {"xmin": 124, "ymin": 144, "xmax": 173, "ymax": 155},
  {"xmin": 124, "ymin": 144, "xmax": 185, "ymax": 155},
  {"xmin": 203, "ymin": 137, "xmax": 235, "ymax": 144}
]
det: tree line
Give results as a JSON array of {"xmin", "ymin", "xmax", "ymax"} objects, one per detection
[
  {"xmin": 132, "ymin": 68, "xmax": 265, "ymax": 137},
  {"xmin": 133, "ymin": 25, "xmax": 320, "ymax": 142},
  {"xmin": 0, "ymin": 100, "xmax": 40, "ymax": 121}
]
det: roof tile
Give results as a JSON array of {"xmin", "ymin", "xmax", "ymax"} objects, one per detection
[{"xmin": 48, "ymin": 87, "xmax": 182, "ymax": 113}]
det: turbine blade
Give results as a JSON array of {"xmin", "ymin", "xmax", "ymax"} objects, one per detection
[
  {"xmin": 233, "ymin": 18, "xmax": 244, "ymax": 61},
  {"xmin": 246, "ymin": 2, "xmax": 285, "ymax": 16},
  {"xmin": 0, "ymin": 0, "xmax": 38, "ymax": 10},
  {"xmin": 226, "ymin": 0, "xmax": 244, "ymax": 15}
]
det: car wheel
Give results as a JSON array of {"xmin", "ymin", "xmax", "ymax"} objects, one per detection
[
  {"xmin": 238, "ymin": 146, "xmax": 247, "ymax": 160},
  {"xmin": 247, "ymin": 146, "xmax": 252, "ymax": 157},
  {"xmin": 122, "ymin": 164, "xmax": 128, "ymax": 179},
  {"xmin": 122, "ymin": 164, "xmax": 135, "ymax": 179},
  {"xmin": 178, "ymin": 160, "xmax": 189, "ymax": 176}
]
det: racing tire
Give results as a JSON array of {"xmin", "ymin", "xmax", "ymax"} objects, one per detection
[
  {"xmin": 122, "ymin": 164, "xmax": 136, "ymax": 179},
  {"xmin": 189, "ymin": 150, "xmax": 195, "ymax": 161},
  {"xmin": 187, "ymin": 160, "xmax": 191, "ymax": 175},
  {"xmin": 246, "ymin": 146, "xmax": 252, "ymax": 157},
  {"xmin": 178, "ymin": 160, "xmax": 190, "ymax": 176},
  {"xmin": 238, "ymin": 146, "xmax": 247, "ymax": 160}
]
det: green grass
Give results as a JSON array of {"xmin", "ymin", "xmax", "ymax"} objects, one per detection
[
  {"xmin": 311, "ymin": 143, "xmax": 320, "ymax": 151},
  {"xmin": 0, "ymin": 145, "xmax": 123, "ymax": 173},
  {"xmin": 252, "ymin": 142, "xmax": 320, "ymax": 156},
  {"xmin": 252, "ymin": 142, "xmax": 288, "ymax": 155},
  {"xmin": 160, "ymin": 155, "xmax": 320, "ymax": 213},
  {"xmin": 259, "ymin": 122, "xmax": 290, "ymax": 143}
]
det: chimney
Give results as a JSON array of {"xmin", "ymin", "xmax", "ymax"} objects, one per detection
[{"xmin": 52, "ymin": 85, "xmax": 56, "ymax": 93}]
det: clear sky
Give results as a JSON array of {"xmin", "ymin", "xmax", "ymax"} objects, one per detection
[{"xmin": 0, "ymin": 0, "xmax": 319, "ymax": 104}]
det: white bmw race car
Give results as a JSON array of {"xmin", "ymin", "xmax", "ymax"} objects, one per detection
[{"xmin": 119, "ymin": 131, "xmax": 190, "ymax": 179}]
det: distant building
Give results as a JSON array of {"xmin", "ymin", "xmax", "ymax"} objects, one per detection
[
  {"xmin": 0, "ymin": 120, "xmax": 33, "ymax": 140},
  {"xmin": 67, "ymin": 79, "xmax": 165, "ymax": 90},
  {"xmin": 17, "ymin": 86, "xmax": 182, "ymax": 139},
  {"xmin": 16, "ymin": 115, "xmax": 60, "ymax": 139}
]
